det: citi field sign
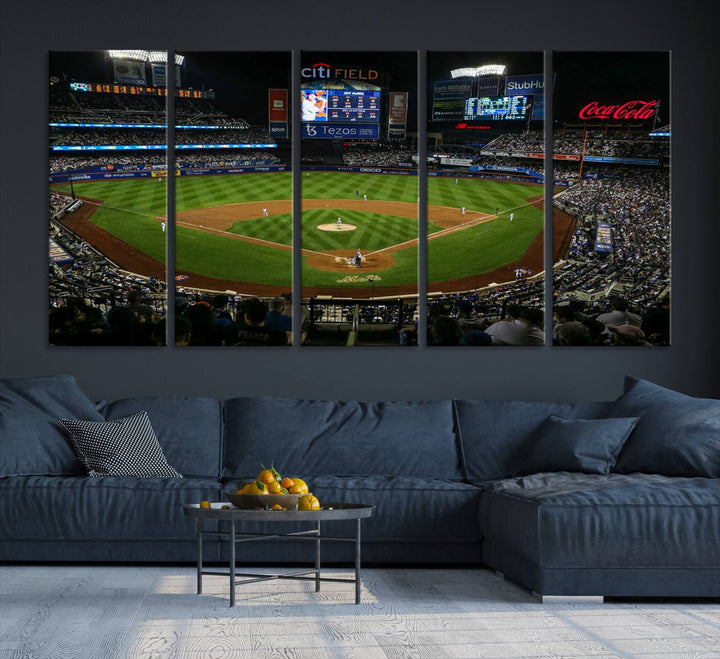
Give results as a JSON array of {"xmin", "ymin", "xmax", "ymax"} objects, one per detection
[
  {"xmin": 578, "ymin": 99, "xmax": 658, "ymax": 121},
  {"xmin": 302, "ymin": 62, "xmax": 379, "ymax": 81}
]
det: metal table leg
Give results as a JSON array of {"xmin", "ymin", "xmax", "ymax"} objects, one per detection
[
  {"xmin": 196, "ymin": 517, "xmax": 203, "ymax": 595},
  {"xmin": 315, "ymin": 521, "xmax": 321, "ymax": 592},
  {"xmin": 355, "ymin": 518, "xmax": 362, "ymax": 605},
  {"xmin": 229, "ymin": 520, "xmax": 236, "ymax": 607}
]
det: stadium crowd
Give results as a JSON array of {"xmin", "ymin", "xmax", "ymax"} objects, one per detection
[
  {"xmin": 49, "ymin": 150, "xmax": 283, "ymax": 174},
  {"xmin": 52, "ymin": 127, "xmax": 276, "ymax": 147},
  {"xmin": 482, "ymin": 130, "xmax": 667, "ymax": 159},
  {"xmin": 425, "ymin": 163, "xmax": 670, "ymax": 346},
  {"xmin": 50, "ymin": 218, "xmax": 297, "ymax": 346},
  {"xmin": 342, "ymin": 143, "xmax": 415, "ymax": 168}
]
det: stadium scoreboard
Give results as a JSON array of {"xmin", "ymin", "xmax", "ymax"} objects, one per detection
[
  {"xmin": 302, "ymin": 89, "xmax": 381, "ymax": 123},
  {"xmin": 328, "ymin": 91, "xmax": 380, "ymax": 122},
  {"xmin": 69, "ymin": 82, "xmax": 214, "ymax": 99},
  {"xmin": 464, "ymin": 95, "xmax": 529, "ymax": 121}
]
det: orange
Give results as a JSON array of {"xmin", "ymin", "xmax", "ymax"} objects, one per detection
[
  {"xmin": 271, "ymin": 504, "xmax": 286, "ymax": 510},
  {"xmin": 289, "ymin": 478, "xmax": 309, "ymax": 494},
  {"xmin": 257, "ymin": 468, "xmax": 275, "ymax": 485},
  {"xmin": 199, "ymin": 500, "xmax": 211, "ymax": 509},
  {"xmin": 298, "ymin": 494, "xmax": 320, "ymax": 511},
  {"xmin": 245, "ymin": 480, "xmax": 268, "ymax": 495},
  {"xmin": 266, "ymin": 481, "xmax": 283, "ymax": 494},
  {"xmin": 280, "ymin": 476, "xmax": 295, "ymax": 490}
]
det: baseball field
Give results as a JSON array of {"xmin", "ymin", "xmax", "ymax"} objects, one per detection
[{"xmin": 52, "ymin": 170, "xmax": 549, "ymax": 297}]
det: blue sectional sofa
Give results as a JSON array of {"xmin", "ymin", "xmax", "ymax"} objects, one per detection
[{"xmin": 1, "ymin": 374, "xmax": 719, "ymax": 598}]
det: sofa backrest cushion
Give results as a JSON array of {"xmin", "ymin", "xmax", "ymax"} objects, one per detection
[
  {"xmin": 514, "ymin": 414, "xmax": 640, "ymax": 476},
  {"xmin": 0, "ymin": 374, "xmax": 103, "ymax": 476},
  {"xmin": 607, "ymin": 376, "xmax": 720, "ymax": 477},
  {"xmin": 223, "ymin": 397, "xmax": 461, "ymax": 480},
  {"xmin": 454, "ymin": 399, "xmax": 611, "ymax": 482},
  {"xmin": 99, "ymin": 396, "xmax": 223, "ymax": 479}
]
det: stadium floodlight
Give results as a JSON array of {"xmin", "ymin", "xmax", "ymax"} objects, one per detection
[
  {"xmin": 146, "ymin": 51, "xmax": 184, "ymax": 65},
  {"xmin": 146, "ymin": 51, "xmax": 167, "ymax": 63},
  {"xmin": 451, "ymin": 64, "xmax": 507, "ymax": 78},
  {"xmin": 107, "ymin": 50, "xmax": 149, "ymax": 61}
]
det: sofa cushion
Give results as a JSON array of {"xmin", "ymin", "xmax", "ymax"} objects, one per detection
[
  {"xmin": 219, "ymin": 474, "xmax": 483, "ymax": 544},
  {"xmin": 454, "ymin": 400, "xmax": 611, "ymax": 482},
  {"xmin": 0, "ymin": 475, "xmax": 222, "ymax": 542},
  {"xmin": 479, "ymin": 472, "xmax": 720, "ymax": 569},
  {"xmin": 0, "ymin": 375, "xmax": 103, "ymax": 477},
  {"xmin": 606, "ymin": 377, "xmax": 720, "ymax": 477},
  {"xmin": 100, "ymin": 396, "xmax": 223, "ymax": 479},
  {"xmin": 224, "ymin": 397, "xmax": 461, "ymax": 480},
  {"xmin": 515, "ymin": 415, "xmax": 639, "ymax": 476},
  {"xmin": 59, "ymin": 412, "xmax": 182, "ymax": 478}
]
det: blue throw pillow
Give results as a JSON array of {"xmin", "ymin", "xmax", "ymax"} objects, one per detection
[
  {"xmin": 606, "ymin": 376, "xmax": 720, "ymax": 477},
  {"xmin": 0, "ymin": 375, "xmax": 104, "ymax": 477},
  {"xmin": 453, "ymin": 400, "xmax": 613, "ymax": 481},
  {"xmin": 515, "ymin": 415, "xmax": 639, "ymax": 476}
]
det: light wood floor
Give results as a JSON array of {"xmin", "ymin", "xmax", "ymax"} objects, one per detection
[{"xmin": 1, "ymin": 565, "xmax": 719, "ymax": 658}]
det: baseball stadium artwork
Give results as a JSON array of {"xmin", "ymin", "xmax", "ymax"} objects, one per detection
[
  {"xmin": 300, "ymin": 52, "xmax": 419, "ymax": 346},
  {"xmin": 173, "ymin": 51, "xmax": 293, "ymax": 347},
  {"xmin": 49, "ymin": 50, "xmax": 169, "ymax": 346},
  {"xmin": 552, "ymin": 52, "xmax": 670, "ymax": 347},
  {"xmin": 47, "ymin": 49, "xmax": 670, "ymax": 348},
  {"xmin": 426, "ymin": 52, "xmax": 546, "ymax": 346}
]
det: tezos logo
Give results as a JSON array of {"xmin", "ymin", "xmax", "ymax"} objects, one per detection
[{"xmin": 305, "ymin": 124, "xmax": 317, "ymax": 137}]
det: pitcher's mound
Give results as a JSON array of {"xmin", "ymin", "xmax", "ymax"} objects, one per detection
[{"xmin": 317, "ymin": 223, "xmax": 357, "ymax": 232}]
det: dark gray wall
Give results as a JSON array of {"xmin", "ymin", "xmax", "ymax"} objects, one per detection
[{"xmin": 1, "ymin": 0, "xmax": 717, "ymax": 402}]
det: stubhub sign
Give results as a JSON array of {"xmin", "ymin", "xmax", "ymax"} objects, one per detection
[
  {"xmin": 302, "ymin": 123, "xmax": 379, "ymax": 139},
  {"xmin": 505, "ymin": 74, "xmax": 544, "ymax": 95}
]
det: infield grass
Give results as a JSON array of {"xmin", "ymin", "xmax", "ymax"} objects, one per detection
[{"xmin": 54, "ymin": 171, "xmax": 544, "ymax": 290}]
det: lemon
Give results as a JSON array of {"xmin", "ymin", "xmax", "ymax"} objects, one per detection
[{"xmin": 199, "ymin": 500, "xmax": 211, "ymax": 509}]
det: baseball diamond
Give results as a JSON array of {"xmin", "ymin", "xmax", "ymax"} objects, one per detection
[{"xmin": 52, "ymin": 171, "xmax": 568, "ymax": 298}]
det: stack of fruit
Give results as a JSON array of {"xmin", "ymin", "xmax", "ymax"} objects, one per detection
[{"xmin": 229, "ymin": 464, "xmax": 320, "ymax": 510}]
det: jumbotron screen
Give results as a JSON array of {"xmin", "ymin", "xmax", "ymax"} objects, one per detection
[
  {"xmin": 301, "ymin": 89, "xmax": 380, "ymax": 123},
  {"xmin": 464, "ymin": 95, "xmax": 530, "ymax": 121}
]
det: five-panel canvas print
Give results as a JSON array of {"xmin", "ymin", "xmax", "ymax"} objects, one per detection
[{"xmin": 49, "ymin": 50, "xmax": 670, "ymax": 347}]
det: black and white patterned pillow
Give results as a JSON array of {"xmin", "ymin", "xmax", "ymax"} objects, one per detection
[{"xmin": 59, "ymin": 411, "xmax": 182, "ymax": 478}]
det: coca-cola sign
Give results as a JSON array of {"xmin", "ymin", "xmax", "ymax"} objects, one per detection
[{"xmin": 578, "ymin": 99, "xmax": 658, "ymax": 121}]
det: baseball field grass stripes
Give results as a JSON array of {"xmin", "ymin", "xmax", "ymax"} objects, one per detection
[{"xmin": 53, "ymin": 171, "xmax": 544, "ymax": 291}]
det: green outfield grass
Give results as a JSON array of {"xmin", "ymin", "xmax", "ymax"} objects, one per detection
[{"xmin": 54, "ymin": 171, "xmax": 543, "ymax": 291}]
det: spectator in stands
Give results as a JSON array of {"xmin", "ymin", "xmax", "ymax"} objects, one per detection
[
  {"xmin": 428, "ymin": 315, "xmax": 463, "ymax": 346},
  {"xmin": 263, "ymin": 297, "xmax": 295, "ymax": 344},
  {"xmin": 485, "ymin": 307, "xmax": 544, "ymax": 346},
  {"xmin": 184, "ymin": 302, "xmax": 220, "ymax": 346},
  {"xmin": 595, "ymin": 296, "xmax": 642, "ymax": 328},
  {"xmin": 122, "ymin": 290, "xmax": 154, "ymax": 324},
  {"xmin": 234, "ymin": 298, "xmax": 288, "ymax": 346},
  {"xmin": 608, "ymin": 324, "xmax": 651, "ymax": 346},
  {"xmin": 103, "ymin": 306, "xmax": 151, "ymax": 345}
]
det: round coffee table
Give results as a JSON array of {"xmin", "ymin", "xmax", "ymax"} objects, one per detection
[{"xmin": 182, "ymin": 503, "xmax": 375, "ymax": 606}]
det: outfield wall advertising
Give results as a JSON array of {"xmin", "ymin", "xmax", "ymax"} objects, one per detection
[{"xmin": 49, "ymin": 165, "xmax": 289, "ymax": 183}]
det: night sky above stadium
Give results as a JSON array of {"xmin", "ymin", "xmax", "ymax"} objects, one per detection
[{"xmin": 50, "ymin": 50, "xmax": 670, "ymax": 128}]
